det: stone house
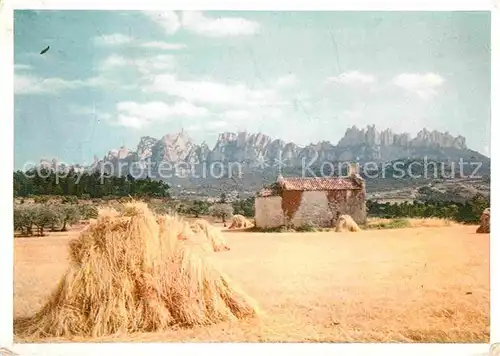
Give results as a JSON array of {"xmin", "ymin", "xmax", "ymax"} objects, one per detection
[{"xmin": 254, "ymin": 164, "xmax": 367, "ymax": 228}]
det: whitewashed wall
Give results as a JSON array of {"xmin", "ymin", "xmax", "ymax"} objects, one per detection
[{"xmin": 254, "ymin": 196, "xmax": 284, "ymax": 228}]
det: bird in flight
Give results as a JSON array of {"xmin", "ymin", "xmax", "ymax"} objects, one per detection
[{"xmin": 40, "ymin": 46, "xmax": 50, "ymax": 55}]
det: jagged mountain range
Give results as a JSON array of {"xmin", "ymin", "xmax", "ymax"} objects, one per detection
[
  {"xmin": 36, "ymin": 125, "xmax": 490, "ymax": 198},
  {"xmin": 109, "ymin": 125, "xmax": 482, "ymax": 165},
  {"xmin": 41, "ymin": 125, "xmax": 485, "ymax": 169}
]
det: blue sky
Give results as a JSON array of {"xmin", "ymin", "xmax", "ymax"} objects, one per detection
[{"xmin": 14, "ymin": 10, "xmax": 490, "ymax": 168}]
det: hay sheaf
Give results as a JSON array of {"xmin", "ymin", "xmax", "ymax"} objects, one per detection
[
  {"xmin": 229, "ymin": 215, "xmax": 253, "ymax": 229},
  {"xmin": 97, "ymin": 206, "xmax": 121, "ymax": 218},
  {"xmin": 15, "ymin": 202, "xmax": 259, "ymax": 339},
  {"xmin": 190, "ymin": 219, "xmax": 230, "ymax": 252},
  {"xmin": 476, "ymin": 208, "xmax": 490, "ymax": 234},
  {"xmin": 335, "ymin": 215, "xmax": 361, "ymax": 232}
]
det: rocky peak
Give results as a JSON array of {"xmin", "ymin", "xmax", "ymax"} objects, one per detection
[
  {"xmin": 410, "ymin": 129, "xmax": 467, "ymax": 149},
  {"xmin": 210, "ymin": 131, "xmax": 274, "ymax": 162},
  {"xmin": 216, "ymin": 132, "xmax": 238, "ymax": 144},
  {"xmin": 151, "ymin": 131, "xmax": 196, "ymax": 163},
  {"xmin": 136, "ymin": 136, "xmax": 158, "ymax": 161},
  {"xmin": 245, "ymin": 132, "xmax": 273, "ymax": 148},
  {"xmin": 105, "ymin": 146, "xmax": 130, "ymax": 161},
  {"xmin": 337, "ymin": 125, "xmax": 467, "ymax": 149}
]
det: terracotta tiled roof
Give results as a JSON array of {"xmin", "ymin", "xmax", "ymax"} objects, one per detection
[
  {"xmin": 277, "ymin": 176, "xmax": 363, "ymax": 191},
  {"xmin": 258, "ymin": 188, "xmax": 274, "ymax": 197}
]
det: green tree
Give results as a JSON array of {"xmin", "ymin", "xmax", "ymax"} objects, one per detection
[
  {"xmin": 232, "ymin": 197, "xmax": 255, "ymax": 217},
  {"xmin": 188, "ymin": 200, "xmax": 210, "ymax": 217},
  {"xmin": 470, "ymin": 193, "xmax": 489, "ymax": 221},
  {"xmin": 58, "ymin": 204, "xmax": 81, "ymax": 231},
  {"xmin": 209, "ymin": 203, "xmax": 233, "ymax": 224},
  {"xmin": 32, "ymin": 205, "xmax": 62, "ymax": 236},
  {"xmin": 13, "ymin": 168, "xmax": 171, "ymax": 199},
  {"xmin": 14, "ymin": 205, "xmax": 36, "ymax": 236}
]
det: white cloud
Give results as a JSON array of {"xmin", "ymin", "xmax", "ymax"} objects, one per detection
[
  {"xmin": 146, "ymin": 10, "xmax": 259, "ymax": 37},
  {"xmin": 94, "ymin": 33, "xmax": 187, "ymax": 51},
  {"xmin": 112, "ymin": 101, "xmax": 209, "ymax": 129},
  {"xmin": 208, "ymin": 120, "xmax": 229, "ymax": 128},
  {"xmin": 14, "ymin": 64, "xmax": 33, "ymax": 71},
  {"xmin": 16, "ymin": 52, "xmax": 179, "ymax": 95},
  {"xmin": 181, "ymin": 11, "xmax": 260, "ymax": 37},
  {"xmin": 144, "ymin": 11, "xmax": 181, "ymax": 35},
  {"xmin": 275, "ymin": 74, "xmax": 297, "ymax": 88},
  {"xmin": 392, "ymin": 72, "xmax": 445, "ymax": 99},
  {"xmin": 186, "ymin": 120, "xmax": 229, "ymax": 132},
  {"xmin": 99, "ymin": 55, "xmax": 129, "ymax": 71},
  {"xmin": 223, "ymin": 109, "xmax": 253, "ymax": 120},
  {"xmin": 342, "ymin": 108, "xmax": 364, "ymax": 120},
  {"xmin": 98, "ymin": 54, "xmax": 176, "ymax": 75},
  {"xmin": 327, "ymin": 71, "xmax": 376, "ymax": 86},
  {"xmin": 15, "ymin": 74, "xmax": 103, "ymax": 95},
  {"xmin": 145, "ymin": 74, "xmax": 279, "ymax": 107},
  {"xmin": 223, "ymin": 107, "xmax": 282, "ymax": 121},
  {"xmin": 135, "ymin": 55, "xmax": 176, "ymax": 74},
  {"xmin": 94, "ymin": 33, "xmax": 134, "ymax": 46},
  {"xmin": 140, "ymin": 41, "xmax": 186, "ymax": 50},
  {"xmin": 69, "ymin": 105, "xmax": 112, "ymax": 122},
  {"xmin": 114, "ymin": 115, "xmax": 145, "ymax": 129},
  {"xmin": 185, "ymin": 106, "xmax": 283, "ymax": 135}
]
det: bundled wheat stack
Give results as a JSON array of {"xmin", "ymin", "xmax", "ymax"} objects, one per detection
[
  {"xmin": 15, "ymin": 202, "xmax": 259, "ymax": 339},
  {"xmin": 97, "ymin": 206, "xmax": 121, "ymax": 218},
  {"xmin": 156, "ymin": 214, "xmax": 190, "ymax": 240},
  {"xmin": 335, "ymin": 214, "xmax": 361, "ymax": 232},
  {"xmin": 190, "ymin": 218, "xmax": 209, "ymax": 233},
  {"xmin": 190, "ymin": 219, "xmax": 230, "ymax": 252},
  {"xmin": 229, "ymin": 214, "xmax": 253, "ymax": 229},
  {"xmin": 162, "ymin": 215, "xmax": 212, "ymax": 252},
  {"xmin": 476, "ymin": 208, "xmax": 490, "ymax": 233}
]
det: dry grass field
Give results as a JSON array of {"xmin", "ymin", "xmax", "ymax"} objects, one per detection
[{"xmin": 14, "ymin": 223, "xmax": 489, "ymax": 343}]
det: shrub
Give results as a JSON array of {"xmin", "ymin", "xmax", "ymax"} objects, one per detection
[
  {"xmin": 33, "ymin": 196, "xmax": 49, "ymax": 204},
  {"xmin": 148, "ymin": 201, "xmax": 173, "ymax": 216},
  {"xmin": 248, "ymin": 225, "xmax": 295, "ymax": 233},
  {"xmin": 61, "ymin": 196, "xmax": 79, "ymax": 204},
  {"xmin": 295, "ymin": 222, "xmax": 317, "ymax": 232},
  {"xmin": 366, "ymin": 218, "xmax": 411, "ymax": 230},
  {"xmin": 209, "ymin": 203, "xmax": 234, "ymax": 223},
  {"xmin": 78, "ymin": 205, "xmax": 98, "ymax": 220},
  {"xmin": 187, "ymin": 200, "xmax": 210, "ymax": 217}
]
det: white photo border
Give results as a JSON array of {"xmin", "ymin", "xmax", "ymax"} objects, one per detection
[{"xmin": 0, "ymin": 0, "xmax": 496, "ymax": 355}]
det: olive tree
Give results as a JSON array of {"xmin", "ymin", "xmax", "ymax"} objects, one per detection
[
  {"xmin": 14, "ymin": 205, "xmax": 36, "ymax": 236},
  {"xmin": 209, "ymin": 203, "xmax": 233, "ymax": 224},
  {"xmin": 58, "ymin": 204, "xmax": 81, "ymax": 231},
  {"xmin": 32, "ymin": 205, "xmax": 62, "ymax": 236}
]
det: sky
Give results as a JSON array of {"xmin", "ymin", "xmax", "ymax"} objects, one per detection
[{"xmin": 14, "ymin": 10, "xmax": 491, "ymax": 169}]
